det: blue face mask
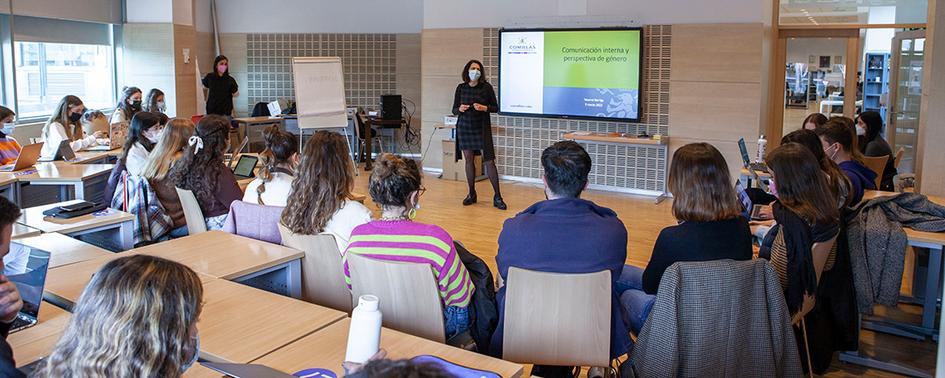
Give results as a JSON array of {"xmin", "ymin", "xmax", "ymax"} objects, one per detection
[
  {"xmin": 1, "ymin": 123, "xmax": 14, "ymax": 135},
  {"xmin": 181, "ymin": 335, "xmax": 200, "ymax": 372},
  {"xmin": 468, "ymin": 70, "xmax": 481, "ymax": 81}
]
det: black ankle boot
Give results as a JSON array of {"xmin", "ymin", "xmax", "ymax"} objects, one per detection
[
  {"xmin": 463, "ymin": 193, "xmax": 477, "ymax": 206},
  {"xmin": 493, "ymin": 196, "xmax": 507, "ymax": 210}
]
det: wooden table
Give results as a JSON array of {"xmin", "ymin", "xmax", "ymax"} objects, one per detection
[
  {"xmin": 129, "ymin": 231, "xmax": 304, "ymax": 297},
  {"xmin": 196, "ymin": 278, "xmax": 346, "ymax": 363},
  {"xmin": 13, "ymin": 232, "xmax": 112, "ymax": 269},
  {"xmin": 254, "ymin": 318, "xmax": 524, "ymax": 377},
  {"xmin": 233, "ymin": 116, "xmax": 284, "ymax": 152},
  {"xmin": 11, "ymin": 223, "xmax": 41, "ymax": 239},
  {"xmin": 17, "ymin": 200, "xmax": 134, "ymax": 251},
  {"xmin": 7, "ymin": 304, "xmax": 72, "ymax": 368},
  {"xmin": 16, "ymin": 162, "xmax": 113, "ymax": 204},
  {"xmin": 71, "ymin": 149, "xmax": 121, "ymax": 164}
]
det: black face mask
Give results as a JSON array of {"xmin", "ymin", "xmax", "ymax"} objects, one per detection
[
  {"xmin": 131, "ymin": 100, "xmax": 142, "ymax": 111},
  {"xmin": 68, "ymin": 111, "xmax": 83, "ymax": 122}
]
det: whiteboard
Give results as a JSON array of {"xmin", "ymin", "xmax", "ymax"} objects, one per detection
[{"xmin": 292, "ymin": 57, "xmax": 348, "ymax": 129}]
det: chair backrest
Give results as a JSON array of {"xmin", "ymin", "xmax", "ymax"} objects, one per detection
[
  {"xmin": 795, "ymin": 235, "xmax": 839, "ymax": 322},
  {"xmin": 503, "ymin": 267, "xmax": 611, "ymax": 367},
  {"xmin": 861, "ymin": 155, "xmax": 887, "ymax": 189},
  {"xmin": 894, "ymin": 146, "xmax": 905, "ymax": 169},
  {"xmin": 346, "ymin": 252, "xmax": 445, "ymax": 343},
  {"xmin": 278, "ymin": 224, "xmax": 352, "ymax": 312},
  {"xmin": 175, "ymin": 187, "xmax": 207, "ymax": 235}
]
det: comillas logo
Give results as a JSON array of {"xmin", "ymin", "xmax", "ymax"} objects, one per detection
[{"xmin": 508, "ymin": 37, "xmax": 536, "ymax": 51}]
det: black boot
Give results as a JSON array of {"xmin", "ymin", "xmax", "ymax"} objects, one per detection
[
  {"xmin": 493, "ymin": 196, "xmax": 507, "ymax": 210},
  {"xmin": 463, "ymin": 193, "xmax": 477, "ymax": 206}
]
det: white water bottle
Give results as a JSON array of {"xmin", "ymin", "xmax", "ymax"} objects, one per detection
[
  {"xmin": 757, "ymin": 134, "xmax": 767, "ymax": 163},
  {"xmin": 345, "ymin": 295, "xmax": 382, "ymax": 364}
]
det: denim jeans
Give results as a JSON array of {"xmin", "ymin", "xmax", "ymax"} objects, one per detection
[
  {"xmin": 444, "ymin": 305, "xmax": 470, "ymax": 340},
  {"xmin": 168, "ymin": 226, "xmax": 189, "ymax": 239},
  {"xmin": 616, "ymin": 265, "xmax": 656, "ymax": 334},
  {"xmin": 205, "ymin": 214, "xmax": 228, "ymax": 231}
]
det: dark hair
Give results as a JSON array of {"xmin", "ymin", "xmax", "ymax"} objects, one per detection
[
  {"xmin": 282, "ymin": 131, "xmax": 355, "ymax": 233},
  {"xmin": 213, "ymin": 55, "xmax": 230, "ymax": 76},
  {"xmin": 766, "ymin": 143, "xmax": 839, "ymax": 224},
  {"xmin": 0, "ymin": 196, "xmax": 21, "ymax": 229},
  {"xmin": 0, "ymin": 106, "xmax": 14, "ymax": 122},
  {"xmin": 347, "ymin": 358, "xmax": 452, "ymax": 378},
  {"xmin": 541, "ymin": 141, "xmax": 591, "ymax": 198},
  {"xmin": 782, "ymin": 129, "xmax": 852, "ymax": 207},
  {"xmin": 817, "ymin": 117, "xmax": 865, "ymax": 162},
  {"xmin": 668, "ymin": 143, "xmax": 742, "ymax": 222},
  {"xmin": 120, "ymin": 111, "xmax": 161, "ymax": 162},
  {"xmin": 369, "ymin": 154, "xmax": 422, "ymax": 214},
  {"xmin": 802, "ymin": 113, "xmax": 828, "ymax": 131},
  {"xmin": 168, "ymin": 114, "xmax": 231, "ymax": 212},
  {"xmin": 256, "ymin": 125, "xmax": 299, "ymax": 204},
  {"xmin": 116, "ymin": 86, "xmax": 142, "ymax": 120},
  {"xmin": 143, "ymin": 88, "xmax": 166, "ymax": 113},
  {"xmin": 856, "ymin": 110, "xmax": 884, "ymax": 147},
  {"xmin": 461, "ymin": 59, "xmax": 486, "ymax": 83}
]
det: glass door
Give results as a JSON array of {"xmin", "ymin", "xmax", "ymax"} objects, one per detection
[{"xmin": 888, "ymin": 30, "xmax": 925, "ymax": 174}]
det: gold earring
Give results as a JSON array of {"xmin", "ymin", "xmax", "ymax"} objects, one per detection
[{"xmin": 407, "ymin": 208, "xmax": 417, "ymax": 220}]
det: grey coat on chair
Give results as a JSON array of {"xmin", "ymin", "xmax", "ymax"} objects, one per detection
[{"xmin": 629, "ymin": 259, "xmax": 803, "ymax": 378}]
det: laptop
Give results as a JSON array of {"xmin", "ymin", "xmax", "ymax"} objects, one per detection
[
  {"xmin": 5, "ymin": 244, "xmax": 51, "ymax": 333},
  {"xmin": 200, "ymin": 362, "xmax": 296, "ymax": 378},
  {"xmin": 231, "ymin": 155, "xmax": 258, "ymax": 180},
  {"xmin": 38, "ymin": 140, "xmax": 77, "ymax": 162},
  {"xmin": 0, "ymin": 142, "xmax": 43, "ymax": 171},
  {"xmin": 737, "ymin": 138, "xmax": 769, "ymax": 173},
  {"xmin": 86, "ymin": 122, "xmax": 127, "ymax": 151}
]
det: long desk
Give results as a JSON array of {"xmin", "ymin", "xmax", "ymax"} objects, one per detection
[
  {"xmin": 16, "ymin": 162, "xmax": 113, "ymax": 205},
  {"xmin": 17, "ymin": 200, "xmax": 134, "ymax": 251},
  {"xmin": 14, "ymin": 232, "xmax": 112, "ymax": 269},
  {"xmin": 72, "ymin": 149, "xmax": 121, "ymax": 164},
  {"xmin": 11, "ymin": 223, "xmax": 41, "ymax": 239},
  {"xmin": 253, "ymin": 318, "xmax": 524, "ymax": 377},
  {"xmin": 7, "ymin": 304, "xmax": 72, "ymax": 368},
  {"xmin": 0, "ymin": 173, "xmax": 17, "ymax": 204}
]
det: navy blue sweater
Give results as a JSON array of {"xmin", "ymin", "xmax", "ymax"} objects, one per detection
[{"xmin": 491, "ymin": 198, "xmax": 631, "ymax": 359}]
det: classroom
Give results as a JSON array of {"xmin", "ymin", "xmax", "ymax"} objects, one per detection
[{"xmin": 0, "ymin": 0, "xmax": 944, "ymax": 377}]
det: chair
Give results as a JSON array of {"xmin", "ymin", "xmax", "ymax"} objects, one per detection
[
  {"xmin": 278, "ymin": 224, "xmax": 352, "ymax": 312},
  {"xmin": 222, "ymin": 201, "xmax": 283, "ymax": 244},
  {"xmin": 794, "ymin": 235, "xmax": 838, "ymax": 376},
  {"xmin": 861, "ymin": 155, "xmax": 887, "ymax": 189},
  {"xmin": 894, "ymin": 147, "xmax": 905, "ymax": 169},
  {"xmin": 503, "ymin": 268, "xmax": 611, "ymax": 368},
  {"xmin": 354, "ymin": 110, "xmax": 384, "ymax": 162},
  {"xmin": 175, "ymin": 187, "xmax": 207, "ymax": 235},
  {"xmin": 191, "ymin": 115, "xmax": 204, "ymax": 124},
  {"xmin": 346, "ymin": 253, "xmax": 445, "ymax": 343}
]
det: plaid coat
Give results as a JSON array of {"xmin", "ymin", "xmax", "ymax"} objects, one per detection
[
  {"xmin": 451, "ymin": 82, "xmax": 497, "ymax": 162},
  {"xmin": 110, "ymin": 172, "xmax": 173, "ymax": 245}
]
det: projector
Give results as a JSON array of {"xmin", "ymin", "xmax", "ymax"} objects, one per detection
[{"xmin": 444, "ymin": 115, "xmax": 458, "ymax": 126}]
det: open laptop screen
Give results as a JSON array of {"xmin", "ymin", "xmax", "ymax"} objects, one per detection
[{"xmin": 3, "ymin": 244, "xmax": 50, "ymax": 319}]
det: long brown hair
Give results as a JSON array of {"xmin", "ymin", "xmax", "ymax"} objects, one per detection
[
  {"xmin": 782, "ymin": 129, "xmax": 852, "ymax": 208},
  {"xmin": 766, "ymin": 143, "xmax": 840, "ymax": 224},
  {"xmin": 142, "ymin": 118, "xmax": 195, "ymax": 181},
  {"xmin": 43, "ymin": 95, "xmax": 84, "ymax": 141},
  {"xmin": 167, "ymin": 115, "xmax": 231, "ymax": 209},
  {"xmin": 280, "ymin": 130, "xmax": 354, "ymax": 234},
  {"xmin": 668, "ymin": 143, "xmax": 743, "ymax": 222},
  {"xmin": 256, "ymin": 125, "xmax": 299, "ymax": 204},
  {"xmin": 38, "ymin": 255, "xmax": 203, "ymax": 378}
]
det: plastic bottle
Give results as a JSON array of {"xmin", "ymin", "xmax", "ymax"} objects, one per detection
[
  {"xmin": 757, "ymin": 134, "xmax": 767, "ymax": 163},
  {"xmin": 344, "ymin": 295, "xmax": 383, "ymax": 364}
]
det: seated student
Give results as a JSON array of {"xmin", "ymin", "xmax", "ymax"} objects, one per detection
[
  {"xmin": 80, "ymin": 110, "xmax": 109, "ymax": 138},
  {"xmin": 243, "ymin": 125, "xmax": 299, "ymax": 206},
  {"xmin": 816, "ymin": 117, "xmax": 876, "ymax": 204},
  {"xmin": 143, "ymin": 118, "xmax": 196, "ymax": 238},
  {"xmin": 36, "ymin": 255, "xmax": 202, "ymax": 377},
  {"xmin": 856, "ymin": 111, "xmax": 897, "ymax": 191},
  {"xmin": 103, "ymin": 112, "xmax": 165, "ymax": 203},
  {"xmin": 0, "ymin": 106, "xmax": 21, "ymax": 166},
  {"xmin": 759, "ymin": 143, "xmax": 840, "ymax": 317},
  {"xmin": 167, "ymin": 115, "xmax": 242, "ymax": 230},
  {"xmin": 802, "ymin": 113, "xmax": 828, "ymax": 131},
  {"xmin": 281, "ymin": 130, "xmax": 372, "ymax": 253},
  {"xmin": 40, "ymin": 95, "xmax": 105, "ymax": 160},
  {"xmin": 491, "ymin": 141, "xmax": 631, "ymax": 367},
  {"xmin": 344, "ymin": 154, "xmax": 474, "ymax": 339},
  {"xmin": 0, "ymin": 197, "xmax": 25, "ymax": 378},
  {"xmin": 782, "ymin": 129, "xmax": 852, "ymax": 209},
  {"xmin": 143, "ymin": 88, "xmax": 166, "ymax": 114},
  {"xmin": 110, "ymin": 86, "xmax": 143, "ymax": 125},
  {"xmin": 621, "ymin": 143, "xmax": 752, "ymax": 300}
]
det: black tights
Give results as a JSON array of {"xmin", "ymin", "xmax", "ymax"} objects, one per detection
[{"xmin": 462, "ymin": 149, "xmax": 501, "ymax": 198}]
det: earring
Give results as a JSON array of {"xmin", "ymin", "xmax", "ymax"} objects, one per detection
[{"xmin": 407, "ymin": 208, "xmax": 417, "ymax": 220}]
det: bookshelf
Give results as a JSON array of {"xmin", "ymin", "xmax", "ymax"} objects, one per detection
[{"xmin": 863, "ymin": 53, "xmax": 890, "ymax": 120}]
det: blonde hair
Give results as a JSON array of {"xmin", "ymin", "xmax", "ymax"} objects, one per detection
[
  {"xmin": 38, "ymin": 255, "xmax": 203, "ymax": 378},
  {"xmin": 142, "ymin": 118, "xmax": 195, "ymax": 181},
  {"xmin": 43, "ymin": 95, "xmax": 84, "ymax": 141}
]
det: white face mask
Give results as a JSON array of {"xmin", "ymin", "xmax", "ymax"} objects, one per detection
[
  {"xmin": 157, "ymin": 101, "xmax": 166, "ymax": 112},
  {"xmin": 1, "ymin": 123, "xmax": 14, "ymax": 135},
  {"xmin": 468, "ymin": 70, "xmax": 481, "ymax": 81},
  {"xmin": 855, "ymin": 125, "xmax": 866, "ymax": 136},
  {"xmin": 144, "ymin": 129, "xmax": 161, "ymax": 144}
]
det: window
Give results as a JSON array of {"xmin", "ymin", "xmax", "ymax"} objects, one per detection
[{"xmin": 14, "ymin": 42, "xmax": 115, "ymax": 118}]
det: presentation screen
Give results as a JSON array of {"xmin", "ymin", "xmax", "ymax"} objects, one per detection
[{"xmin": 499, "ymin": 28, "xmax": 642, "ymax": 122}]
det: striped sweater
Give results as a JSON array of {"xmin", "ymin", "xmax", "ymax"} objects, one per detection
[
  {"xmin": 0, "ymin": 137, "xmax": 21, "ymax": 166},
  {"xmin": 344, "ymin": 220, "xmax": 475, "ymax": 308}
]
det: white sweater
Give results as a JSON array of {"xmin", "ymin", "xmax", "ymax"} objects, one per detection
[
  {"xmin": 323, "ymin": 200, "xmax": 373, "ymax": 253},
  {"xmin": 124, "ymin": 142, "xmax": 150, "ymax": 176},
  {"xmin": 41, "ymin": 122, "xmax": 97, "ymax": 160},
  {"xmin": 242, "ymin": 172, "xmax": 294, "ymax": 207}
]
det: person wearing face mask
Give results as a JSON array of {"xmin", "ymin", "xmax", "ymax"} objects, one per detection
[
  {"xmin": 144, "ymin": 88, "xmax": 167, "ymax": 114},
  {"xmin": 103, "ymin": 112, "xmax": 165, "ymax": 204},
  {"xmin": 855, "ymin": 111, "xmax": 897, "ymax": 191},
  {"xmin": 111, "ymin": 86, "xmax": 143, "ymax": 125},
  {"xmin": 0, "ymin": 106, "xmax": 22, "ymax": 166},
  {"xmin": 816, "ymin": 118, "xmax": 876, "ymax": 204},
  {"xmin": 452, "ymin": 59, "xmax": 506, "ymax": 210},
  {"xmin": 36, "ymin": 255, "xmax": 204, "ymax": 377},
  {"xmin": 202, "ymin": 55, "xmax": 239, "ymax": 117},
  {"xmin": 40, "ymin": 95, "xmax": 106, "ymax": 160}
]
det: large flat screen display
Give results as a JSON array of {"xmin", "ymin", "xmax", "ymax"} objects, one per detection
[{"xmin": 499, "ymin": 28, "xmax": 642, "ymax": 121}]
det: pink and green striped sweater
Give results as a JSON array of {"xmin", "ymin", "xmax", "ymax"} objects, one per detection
[{"xmin": 343, "ymin": 220, "xmax": 475, "ymax": 308}]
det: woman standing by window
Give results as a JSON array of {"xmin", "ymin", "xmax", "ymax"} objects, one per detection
[
  {"xmin": 452, "ymin": 59, "xmax": 506, "ymax": 210},
  {"xmin": 202, "ymin": 55, "xmax": 239, "ymax": 117}
]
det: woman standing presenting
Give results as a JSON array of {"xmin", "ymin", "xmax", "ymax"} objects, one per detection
[
  {"xmin": 452, "ymin": 59, "xmax": 506, "ymax": 210},
  {"xmin": 202, "ymin": 55, "xmax": 238, "ymax": 117}
]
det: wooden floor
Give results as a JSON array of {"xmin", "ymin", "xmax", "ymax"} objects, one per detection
[{"xmin": 352, "ymin": 170, "xmax": 937, "ymax": 377}]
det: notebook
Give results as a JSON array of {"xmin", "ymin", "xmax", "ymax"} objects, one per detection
[{"xmin": 5, "ymin": 244, "xmax": 51, "ymax": 333}]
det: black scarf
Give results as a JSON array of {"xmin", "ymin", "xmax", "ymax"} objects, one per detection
[{"xmin": 772, "ymin": 202, "xmax": 839, "ymax": 315}]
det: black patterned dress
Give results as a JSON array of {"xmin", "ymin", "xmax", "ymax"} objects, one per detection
[{"xmin": 451, "ymin": 81, "xmax": 498, "ymax": 162}]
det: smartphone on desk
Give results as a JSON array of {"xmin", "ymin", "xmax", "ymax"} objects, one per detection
[{"xmin": 60, "ymin": 201, "xmax": 95, "ymax": 212}]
